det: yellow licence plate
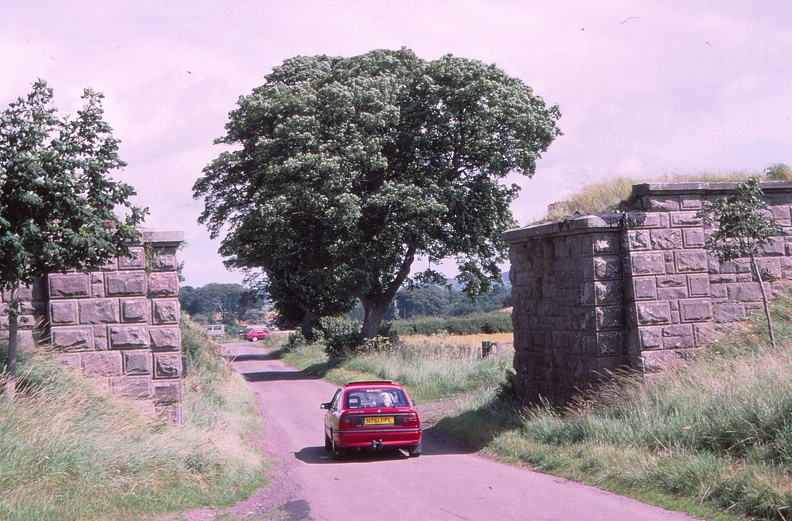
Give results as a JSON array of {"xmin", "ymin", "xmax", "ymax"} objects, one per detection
[{"xmin": 364, "ymin": 416, "xmax": 394, "ymax": 426}]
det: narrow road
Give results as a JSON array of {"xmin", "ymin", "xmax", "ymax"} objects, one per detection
[{"xmin": 192, "ymin": 343, "xmax": 699, "ymax": 521}]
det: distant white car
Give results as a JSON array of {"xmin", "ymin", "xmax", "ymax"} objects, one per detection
[{"xmin": 206, "ymin": 324, "xmax": 225, "ymax": 337}]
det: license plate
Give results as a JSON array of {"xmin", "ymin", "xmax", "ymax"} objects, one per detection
[{"xmin": 364, "ymin": 416, "xmax": 394, "ymax": 426}]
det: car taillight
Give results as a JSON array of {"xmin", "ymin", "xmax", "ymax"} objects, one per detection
[
  {"xmin": 339, "ymin": 414, "xmax": 355, "ymax": 429},
  {"xmin": 401, "ymin": 413, "xmax": 419, "ymax": 428}
]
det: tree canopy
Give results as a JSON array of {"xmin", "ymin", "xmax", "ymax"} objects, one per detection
[
  {"xmin": 194, "ymin": 48, "xmax": 561, "ymax": 338},
  {"xmin": 0, "ymin": 80, "xmax": 147, "ymax": 397}
]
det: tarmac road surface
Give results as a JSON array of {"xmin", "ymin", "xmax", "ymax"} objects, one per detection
[{"xmin": 215, "ymin": 342, "xmax": 699, "ymax": 521}]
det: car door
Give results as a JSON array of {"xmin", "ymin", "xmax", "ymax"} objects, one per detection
[{"xmin": 324, "ymin": 388, "xmax": 343, "ymax": 437}]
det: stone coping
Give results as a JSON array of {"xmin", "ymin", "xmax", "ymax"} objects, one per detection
[
  {"xmin": 503, "ymin": 181, "xmax": 792, "ymax": 244},
  {"xmin": 141, "ymin": 229, "xmax": 184, "ymax": 246},
  {"xmin": 632, "ymin": 180, "xmax": 792, "ymax": 196},
  {"xmin": 503, "ymin": 213, "xmax": 624, "ymax": 243}
]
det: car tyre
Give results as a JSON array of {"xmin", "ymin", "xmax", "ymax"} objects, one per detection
[
  {"xmin": 408, "ymin": 440, "xmax": 422, "ymax": 457},
  {"xmin": 332, "ymin": 438, "xmax": 346, "ymax": 461},
  {"xmin": 324, "ymin": 430, "xmax": 332, "ymax": 451},
  {"xmin": 250, "ymin": 337, "xmax": 259, "ymax": 342}
]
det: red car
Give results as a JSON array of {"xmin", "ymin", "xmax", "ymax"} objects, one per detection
[
  {"xmin": 242, "ymin": 328, "xmax": 269, "ymax": 342},
  {"xmin": 321, "ymin": 381, "xmax": 422, "ymax": 460}
]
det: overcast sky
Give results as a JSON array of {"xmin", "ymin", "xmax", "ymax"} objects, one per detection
[{"xmin": 2, "ymin": 1, "xmax": 791, "ymax": 287}]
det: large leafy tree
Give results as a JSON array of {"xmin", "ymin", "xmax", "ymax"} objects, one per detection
[
  {"xmin": 194, "ymin": 48, "xmax": 561, "ymax": 338},
  {"xmin": 0, "ymin": 80, "xmax": 147, "ymax": 398}
]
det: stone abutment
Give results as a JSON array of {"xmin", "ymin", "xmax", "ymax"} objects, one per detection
[
  {"xmin": 2, "ymin": 230, "xmax": 184, "ymax": 423},
  {"xmin": 503, "ymin": 181, "xmax": 792, "ymax": 405}
]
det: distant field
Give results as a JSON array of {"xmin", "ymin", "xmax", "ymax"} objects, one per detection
[
  {"xmin": 401, "ymin": 332, "xmax": 514, "ymax": 358},
  {"xmin": 401, "ymin": 332, "xmax": 513, "ymax": 346}
]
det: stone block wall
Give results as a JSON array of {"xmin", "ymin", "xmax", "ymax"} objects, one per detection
[
  {"xmin": 3, "ymin": 230, "xmax": 185, "ymax": 423},
  {"xmin": 508, "ymin": 222, "xmax": 628, "ymax": 404},
  {"xmin": 504, "ymin": 181, "xmax": 792, "ymax": 405}
]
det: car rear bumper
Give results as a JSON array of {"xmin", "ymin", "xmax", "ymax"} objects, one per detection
[{"xmin": 334, "ymin": 428, "xmax": 422, "ymax": 448}]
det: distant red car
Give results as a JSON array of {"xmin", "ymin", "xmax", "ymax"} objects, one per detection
[
  {"xmin": 242, "ymin": 328, "xmax": 269, "ymax": 342},
  {"xmin": 321, "ymin": 381, "xmax": 422, "ymax": 460}
]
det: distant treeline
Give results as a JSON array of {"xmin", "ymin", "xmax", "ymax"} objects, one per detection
[
  {"xmin": 387, "ymin": 310, "xmax": 513, "ymax": 336},
  {"xmin": 348, "ymin": 283, "xmax": 512, "ymax": 322},
  {"xmin": 180, "ymin": 281, "xmax": 512, "ymax": 334}
]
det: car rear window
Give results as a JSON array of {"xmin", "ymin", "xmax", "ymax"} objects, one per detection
[{"xmin": 346, "ymin": 389, "xmax": 407, "ymax": 408}]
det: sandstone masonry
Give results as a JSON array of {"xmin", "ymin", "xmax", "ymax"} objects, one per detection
[
  {"xmin": 503, "ymin": 181, "xmax": 792, "ymax": 405},
  {"xmin": 4, "ymin": 230, "xmax": 185, "ymax": 423}
]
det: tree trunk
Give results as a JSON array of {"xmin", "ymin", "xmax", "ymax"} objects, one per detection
[
  {"xmin": 751, "ymin": 254, "xmax": 776, "ymax": 349},
  {"xmin": 361, "ymin": 299, "xmax": 391, "ymax": 339},
  {"xmin": 3, "ymin": 283, "xmax": 19, "ymax": 400},
  {"xmin": 301, "ymin": 311, "xmax": 317, "ymax": 341},
  {"xmin": 359, "ymin": 245, "xmax": 418, "ymax": 339}
]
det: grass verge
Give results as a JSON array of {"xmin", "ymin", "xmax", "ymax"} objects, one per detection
[
  {"xmin": 0, "ymin": 315, "xmax": 268, "ymax": 521},
  {"xmin": 436, "ymin": 300, "xmax": 792, "ymax": 521}
]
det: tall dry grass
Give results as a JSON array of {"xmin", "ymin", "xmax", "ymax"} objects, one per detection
[
  {"xmin": 280, "ymin": 333, "xmax": 514, "ymax": 403},
  {"xmin": 544, "ymin": 170, "xmax": 758, "ymax": 222},
  {"xmin": 0, "ymin": 317, "xmax": 268, "ymax": 521}
]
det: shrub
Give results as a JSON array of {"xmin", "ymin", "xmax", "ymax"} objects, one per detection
[
  {"xmin": 316, "ymin": 316, "xmax": 362, "ymax": 359},
  {"xmin": 764, "ymin": 162, "xmax": 792, "ymax": 181},
  {"xmin": 284, "ymin": 330, "xmax": 308, "ymax": 352}
]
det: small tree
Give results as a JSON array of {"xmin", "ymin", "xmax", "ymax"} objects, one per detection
[
  {"xmin": 0, "ymin": 80, "xmax": 147, "ymax": 398},
  {"xmin": 697, "ymin": 177, "xmax": 783, "ymax": 348}
]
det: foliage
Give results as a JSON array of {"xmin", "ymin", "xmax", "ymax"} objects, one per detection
[
  {"xmin": 697, "ymin": 178, "xmax": 782, "ymax": 264},
  {"xmin": 318, "ymin": 316, "xmax": 364, "ymax": 359},
  {"xmin": 344, "ymin": 281, "xmax": 511, "ymax": 321},
  {"xmin": 396, "ymin": 284, "xmax": 449, "ymax": 317},
  {"xmin": 276, "ymin": 333, "xmax": 513, "ymax": 404},
  {"xmin": 194, "ymin": 47, "xmax": 561, "ymax": 339},
  {"xmin": 697, "ymin": 177, "xmax": 784, "ymax": 347},
  {"xmin": 240, "ymin": 267, "xmax": 354, "ymax": 340},
  {"xmin": 396, "ymin": 283, "xmax": 512, "ymax": 318},
  {"xmin": 284, "ymin": 330, "xmax": 309, "ymax": 352},
  {"xmin": 180, "ymin": 312, "xmax": 228, "ymax": 375},
  {"xmin": 0, "ymin": 80, "xmax": 147, "ymax": 398}
]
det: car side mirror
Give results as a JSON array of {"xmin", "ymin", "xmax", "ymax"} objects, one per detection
[{"xmin": 320, "ymin": 402, "xmax": 331, "ymax": 410}]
